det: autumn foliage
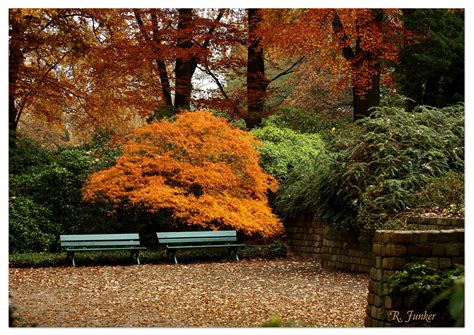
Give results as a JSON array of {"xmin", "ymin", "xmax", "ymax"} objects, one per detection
[{"xmin": 83, "ymin": 111, "xmax": 284, "ymax": 239}]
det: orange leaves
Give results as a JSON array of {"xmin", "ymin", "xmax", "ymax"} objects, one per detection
[{"xmin": 83, "ymin": 110, "xmax": 283, "ymax": 240}]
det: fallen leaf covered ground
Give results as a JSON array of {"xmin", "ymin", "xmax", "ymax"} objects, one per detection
[{"xmin": 9, "ymin": 259, "xmax": 369, "ymax": 327}]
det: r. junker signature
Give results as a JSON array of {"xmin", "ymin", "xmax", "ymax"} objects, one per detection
[{"xmin": 390, "ymin": 310, "xmax": 437, "ymax": 323}]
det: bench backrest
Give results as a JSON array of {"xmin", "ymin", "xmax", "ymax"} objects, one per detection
[
  {"xmin": 60, "ymin": 233, "xmax": 142, "ymax": 249},
  {"xmin": 156, "ymin": 231, "xmax": 238, "ymax": 245}
]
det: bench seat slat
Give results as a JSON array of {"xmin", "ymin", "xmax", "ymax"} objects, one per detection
[
  {"xmin": 61, "ymin": 240, "xmax": 141, "ymax": 247},
  {"xmin": 60, "ymin": 233, "xmax": 140, "ymax": 241},
  {"xmin": 157, "ymin": 231, "xmax": 236, "ymax": 239},
  {"xmin": 64, "ymin": 246, "xmax": 147, "ymax": 252},
  {"xmin": 60, "ymin": 233, "xmax": 146, "ymax": 266},
  {"xmin": 158, "ymin": 237, "xmax": 236, "ymax": 244},
  {"xmin": 166, "ymin": 244, "xmax": 245, "ymax": 249},
  {"xmin": 156, "ymin": 230, "xmax": 244, "ymax": 264}
]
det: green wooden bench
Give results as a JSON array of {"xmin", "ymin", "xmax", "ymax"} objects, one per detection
[
  {"xmin": 156, "ymin": 231, "xmax": 245, "ymax": 264},
  {"xmin": 60, "ymin": 233, "xmax": 147, "ymax": 266}
]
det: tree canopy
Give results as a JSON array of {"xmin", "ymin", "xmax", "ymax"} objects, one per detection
[
  {"xmin": 83, "ymin": 111, "xmax": 284, "ymax": 239},
  {"xmin": 11, "ymin": 8, "xmax": 462, "ymax": 145}
]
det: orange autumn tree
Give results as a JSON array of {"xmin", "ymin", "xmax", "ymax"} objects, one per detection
[{"xmin": 83, "ymin": 110, "xmax": 284, "ymax": 240}]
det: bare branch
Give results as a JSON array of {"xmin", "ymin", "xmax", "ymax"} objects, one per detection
[
  {"xmin": 269, "ymin": 56, "xmax": 305, "ymax": 83},
  {"xmin": 133, "ymin": 9, "xmax": 151, "ymax": 43},
  {"xmin": 202, "ymin": 9, "xmax": 225, "ymax": 50},
  {"xmin": 198, "ymin": 61, "xmax": 242, "ymax": 116},
  {"xmin": 16, "ymin": 51, "xmax": 70, "ymax": 125}
]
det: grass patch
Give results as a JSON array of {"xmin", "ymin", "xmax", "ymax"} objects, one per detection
[
  {"xmin": 261, "ymin": 314, "xmax": 297, "ymax": 327},
  {"xmin": 9, "ymin": 240, "xmax": 288, "ymax": 267}
]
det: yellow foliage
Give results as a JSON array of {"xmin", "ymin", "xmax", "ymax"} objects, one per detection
[{"xmin": 83, "ymin": 110, "xmax": 284, "ymax": 240}]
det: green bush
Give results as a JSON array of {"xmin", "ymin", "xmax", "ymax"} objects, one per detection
[
  {"xmin": 9, "ymin": 132, "xmax": 122, "ymax": 253},
  {"xmin": 388, "ymin": 262, "xmax": 464, "ymax": 326},
  {"xmin": 9, "ymin": 136, "xmax": 53, "ymax": 175},
  {"xmin": 9, "ymin": 196, "xmax": 58, "ymax": 253},
  {"xmin": 275, "ymin": 104, "xmax": 464, "ymax": 232},
  {"xmin": 251, "ymin": 125, "xmax": 324, "ymax": 181},
  {"xmin": 211, "ymin": 110, "xmax": 247, "ymax": 130},
  {"xmin": 410, "ymin": 171, "xmax": 464, "ymax": 216},
  {"xmin": 239, "ymin": 240, "xmax": 288, "ymax": 259},
  {"xmin": 263, "ymin": 107, "xmax": 351, "ymax": 134}
]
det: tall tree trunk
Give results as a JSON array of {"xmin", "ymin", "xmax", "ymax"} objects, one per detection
[
  {"xmin": 174, "ymin": 8, "xmax": 196, "ymax": 109},
  {"xmin": 246, "ymin": 8, "xmax": 268, "ymax": 129},
  {"xmin": 9, "ymin": 12, "xmax": 24, "ymax": 134},
  {"xmin": 353, "ymin": 70, "xmax": 380, "ymax": 120},
  {"xmin": 150, "ymin": 10, "xmax": 172, "ymax": 106},
  {"xmin": 134, "ymin": 9, "xmax": 173, "ymax": 107},
  {"xmin": 332, "ymin": 10, "xmax": 382, "ymax": 120}
]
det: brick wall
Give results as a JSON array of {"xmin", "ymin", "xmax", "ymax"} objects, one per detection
[
  {"xmin": 319, "ymin": 231, "xmax": 374, "ymax": 273},
  {"xmin": 286, "ymin": 216, "xmax": 464, "ymax": 274},
  {"xmin": 285, "ymin": 215, "xmax": 326, "ymax": 257},
  {"xmin": 405, "ymin": 216, "xmax": 464, "ymax": 230},
  {"xmin": 285, "ymin": 216, "xmax": 374, "ymax": 272},
  {"xmin": 365, "ymin": 229, "xmax": 464, "ymax": 327}
]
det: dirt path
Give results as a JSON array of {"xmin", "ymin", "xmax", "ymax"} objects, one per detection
[{"xmin": 9, "ymin": 259, "xmax": 369, "ymax": 327}]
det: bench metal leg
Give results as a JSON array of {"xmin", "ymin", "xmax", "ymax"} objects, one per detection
[
  {"xmin": 234, "ymin": 247, "xmax": 240, "ymax": 261},
  {"xmin": 228, "ymin": 247, "xmax": 240, "ymax": 261},
  {"xmin": 167, "ymin": 249, "xmax": 178, "ymax": 264},
  {"xmin": 67, "ymin": 252, "xmax": 76, "ymax": 267},
  {"xmin": 131, "ymin": 251, "xmax": 141, "ymax": 265},
  {"xmin": 130, "ymin": 251, "xmax": 139, "ymax": 265}
]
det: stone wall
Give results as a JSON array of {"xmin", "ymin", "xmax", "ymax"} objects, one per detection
[
  {"xmin": 365, "ymin": 229, "xmax": 464, "ymax": 327},
  {"xmin": 285, "ymin": 215, "xmax": 325, "ymax": 258},
  {"xmin": 405, "ymin": 216, "xmax": 464, "ymax": 230},
  {"xmin": 319, "ymin": 231, "xmax": 374, "ymax": 273},
  {"xmin": 285, "ymin": 216, "xmax": 374, "ymax": 272},
  {"xmin": 285, "ymin": 215, "xmax": 464, "ymax": 274}
]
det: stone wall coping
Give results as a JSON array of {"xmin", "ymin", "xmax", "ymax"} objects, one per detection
[{"xmin": 376, "ymin": 228, "xmax": 464, "ymax": 234}]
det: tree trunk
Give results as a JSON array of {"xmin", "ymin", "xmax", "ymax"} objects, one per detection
[
  {"xmin": 155, "ymin": 60, "xmax": 173, "ymax": 106},
  {"xmin": 332, "ymin": 10, "xmax": 383, "ymax": 121},
  {"xmin": 246, "ymin": 8, "xmax": 268, "ymax": 129},
  {"xmin": 353, "ymin": 69, "xmax": 380, "ymax": 120},
  {"xmin": 150, "ymin": 10, "xmax": 173, "ymax": 106},
  {"xmin": 134, "ymin": 9, "xmax": 173, "ymax": 107},
  {"xmin": 9, "ymin": 12, "xmax": 24, "ymax": 133},
  {"xmin": 174, "ymin": 9, "xmax": 196, "ymax": 109}
]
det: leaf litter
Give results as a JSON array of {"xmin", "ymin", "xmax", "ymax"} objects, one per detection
[{"xmin": 9, "ymin": 260, "xmax": 368, "ymax": 327}]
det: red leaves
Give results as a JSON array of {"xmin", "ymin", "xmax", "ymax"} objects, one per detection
[{"xmin": 260, "ymin": 9, "xmax": 408, "ymax": 98}]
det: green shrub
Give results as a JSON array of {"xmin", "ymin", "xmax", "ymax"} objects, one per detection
[
  {"xmin": 388, "ymin": 262, "xmax": 464, "ymax": 326},
  {"xmin": 239, "ymin": 240, "xmax": 288, "ymax": 259},
  {"xmin": 211, "ymin": 110, "xmax": 247, "ymax": 130},
  {"xmin": 274, "ymin": 153, "xmax": 333, "ymax": 217},
  {"xmin": 9, "ymin": 136, "xmax": 53, "ymax": 175},
  {"xmin": 9, "ymin": 196, "xmax": 58, "ymax": 253},
  {"xmin": 410, "ymin": 171, "xmax": 464, "ymax": 216},
  {"xmin": 263, "ymin": 107, "xmax": 351, "ymax": 134},
  {"xmin": 9, "ymin": 133, "xmax": 122, "ymax": 253},
  {"xmin": 275, "ymin": 104, "xmax": 464, "ymax": 232},
  {"xmin": 251, "ymin": 125, "xmax": 324, "ymax": 181}
]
